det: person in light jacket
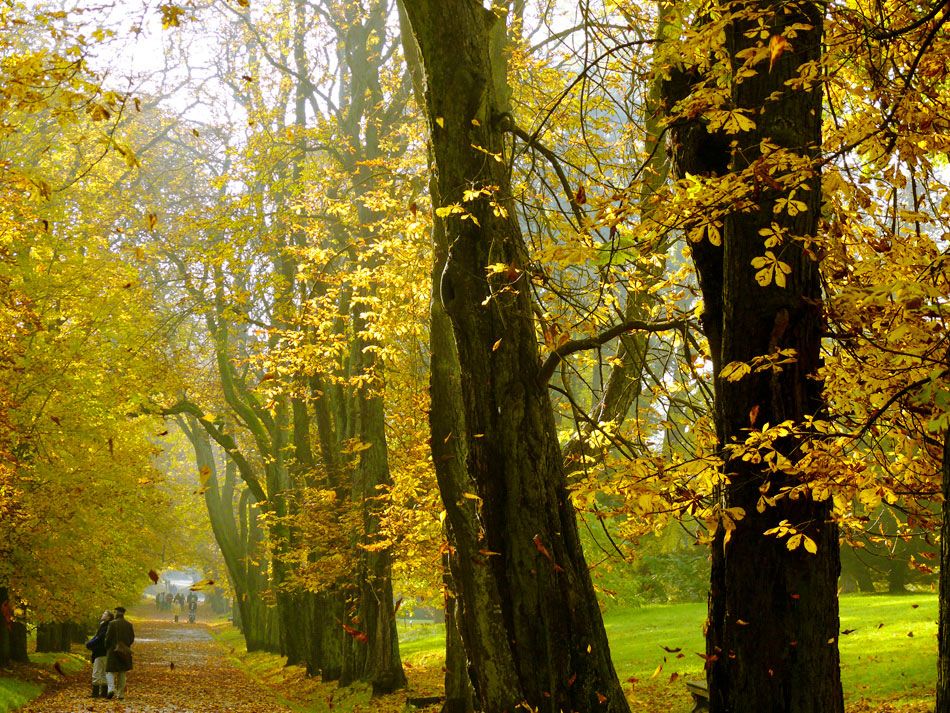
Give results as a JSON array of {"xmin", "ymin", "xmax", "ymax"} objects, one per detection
[
  {"xmin": 84, "ymin": 610, "xmax": 113, "ymax": 698},
  {"xmin": 104, "ymin": 606, "xmax": 135, "ymax": 700}
]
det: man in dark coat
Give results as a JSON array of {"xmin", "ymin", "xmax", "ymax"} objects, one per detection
[
  {"xmin": 84, "ymin": 610, "xmax": 113, "ymax": 698},
  {"xmin": 104, "ymin": 606, "xmax": 135, "ymax": 700}
]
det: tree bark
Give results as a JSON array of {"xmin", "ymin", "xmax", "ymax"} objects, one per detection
[
  {"xmin": 399, "ymin": 4, "xmax": 629, "ymax": 711},
  {"xmin": 665, "ymin": 3, "xmax": 843, "ymax": 712},
  {"xmin": 936, "ymin": 428, "xmax": 950, "ymax": 711},
  {"xmin": 36, "ymin": 622, "xmax": 72, "ymax": 653}
]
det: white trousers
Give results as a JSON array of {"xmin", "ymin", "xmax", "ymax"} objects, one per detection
[
  {"xmin": 106, "ymin": 671, "xmax": 127, "ymax": 699},
  {"xmin": 92, "ymin": 656, "xmax": 107, "ymax": 685}
]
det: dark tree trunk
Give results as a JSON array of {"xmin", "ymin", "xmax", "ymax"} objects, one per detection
[
  {"xmin": 665, "ymin": 3, "xmax": 842, "ymax": 712},
  {"xmin": 887, "ymin": 560, "xmax": 909, "ymax": 594},
  {"xmin": 399, "ymin": 4, "xmax": 629, "ymax": 712},
  {"xmin": 936, "ymin": 428, "xmax": 950, "ymax": 711},
  {"xmin": 10, "ymin": 621, "xmax": 26, "ymax": 662},
  {"xmin": 36, "ymin": 622, "xmax": 72, "ymax": 653},
  {"xmin": 0, "ymin": 588, "xmax": 28, "ymax": 665}
]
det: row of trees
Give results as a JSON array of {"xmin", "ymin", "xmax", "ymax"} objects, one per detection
[{"xmin": 1, "ymin": 1, "xmax": 948, "ymax": 712}]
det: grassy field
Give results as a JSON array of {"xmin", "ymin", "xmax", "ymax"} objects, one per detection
[{"xmin": 393, "ymin": 593, "xmax": 937, "ymax": 711}]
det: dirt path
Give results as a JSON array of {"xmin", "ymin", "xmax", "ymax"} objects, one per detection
[{"xmin": 17, "ymin": 616, "xmax": 296, "ymax": 713}]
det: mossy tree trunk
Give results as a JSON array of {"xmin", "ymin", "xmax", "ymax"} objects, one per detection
[{"xmin": 399, "ymin": 3, "xmax": 630, "ymax": 711}]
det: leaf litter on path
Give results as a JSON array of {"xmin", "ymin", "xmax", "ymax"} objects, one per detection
[{"xmin": 17, "ymin": 616, "xmax": 296, "ymax": 713}]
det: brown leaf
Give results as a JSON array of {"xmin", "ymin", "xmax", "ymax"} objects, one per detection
[
  {"xmin": 148, "ymin": 569, "xmax": 159, "ymax": 584},
  {"xmin": 769, "ymin": 35, "xmax": 791, "ymax": 72}
]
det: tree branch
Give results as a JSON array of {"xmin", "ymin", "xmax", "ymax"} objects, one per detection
[
  {"xmin": 508, "ymin": 122, "xmax": 585, "ymax": 229},
  {"xmin": 164, "ymin": 400, "xmax": 268, "ymax": 503},
  {"xmin": 538, "ymin": 318, "xmax": 688, "ymax": 385}
]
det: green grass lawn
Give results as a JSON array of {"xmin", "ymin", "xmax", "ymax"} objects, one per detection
[
  {"xmin": 0, "ymin": 650, "xmax": 88, "ymax": 712},
  {"xmin": 393, "ymin": 593, "xmax": 937, "ymax": 707},
  {"xmin": 0, "ymin": 678, "xmax": 42, "ymax": 713}
]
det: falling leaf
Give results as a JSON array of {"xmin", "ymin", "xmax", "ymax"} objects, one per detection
[
  {"xmin": 53, "ymin": 661, "xmax": 66, "ymax": 677},
  {"xmin": 169, "ymin": 661, "xmax": 175, "ymax": 670},
  {"xmin": 492, "ymin": 338, "xmax": 502, "ymax": 351},
  {"xmin": 575, "ymin": 184, "xmax": 587, "ymax": 205},
  {"xmin": 660, "ymin": 645, "xmax": 682, "ymax": 653},
  {"xmin": 146, "ymin": 212, "xmax": 158, "ymax": 230},
  {"xmin": 669, "ymin": 672, "xmax": 680, "ymax": 683},
  {"xmin": 841, "ymin": 628, "xmax": 856, "ymax": 635},
  {"xmin": 651, "ymin": 663, "xmax": 663, "ymax": 678},
  {"xmin": 148, "ymin": 569, "xmax": 159, "ymax": 584},
  {"xmin": 748, "ymin": 405, "xmax": 760, "ymax": 426},
  {"xmin": 595, "ymin": 692, "xmax": 607, "ymax": 704},
  {"xmin": 769, "ymin": 35, "xmax": 792, "ymax": 72},
  {"xmin": 190, "ymin": 579, "xmax": 215, "ymax": 591},
  {"xmin": 342, "ymin": 623, "xmax": 368, "ymax": 644}
]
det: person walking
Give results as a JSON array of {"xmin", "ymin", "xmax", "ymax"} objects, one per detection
[
  {"xmin": 186, "ymin": 591, "xmax": 198, "ymax": 624},
  {"xmin": 104, "ymin": 606, "xmax": 135, "ymax": 700},
  {"xmin": 84, "ymin": 610, "xmax": 113, "ymax": 698}
]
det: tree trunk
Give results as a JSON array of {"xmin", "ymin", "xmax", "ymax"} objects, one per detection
[
  {"xmin": 0, "ymin": 588, "xmax": 27, "ymax": 665},
  {"xmin": 665, "ymin": 3, "xmax": 842, "ymax": 712},
  {"xmin": 839, "ymin": 545, "xmax": 875, "ymax": 594},
  {"xmin": 937, "ymin": 428, "xmax": 950, "ymax": 710},
  {"xmin": 36, "ymin": 622, "xmax": 72, "ymax": 653},
  {"xmin": 443, "ymin": 552, "xmax": 476, "ymax": 713},
  {"xmin": 399, "ymin": 4, "xmax": 629, "ymax": 711}
]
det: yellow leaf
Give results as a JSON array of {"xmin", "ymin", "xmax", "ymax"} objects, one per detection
[
  {"xmin": 802, "ymin": 536, "xmax": 817, "ymax": 554},
  {"xmin": 720, "ymin": 361, "xmax": 751, "ymax": 382},
  {"xmin": 435, "ymin": 117, "xmax": 444, "ymax": 128}
]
